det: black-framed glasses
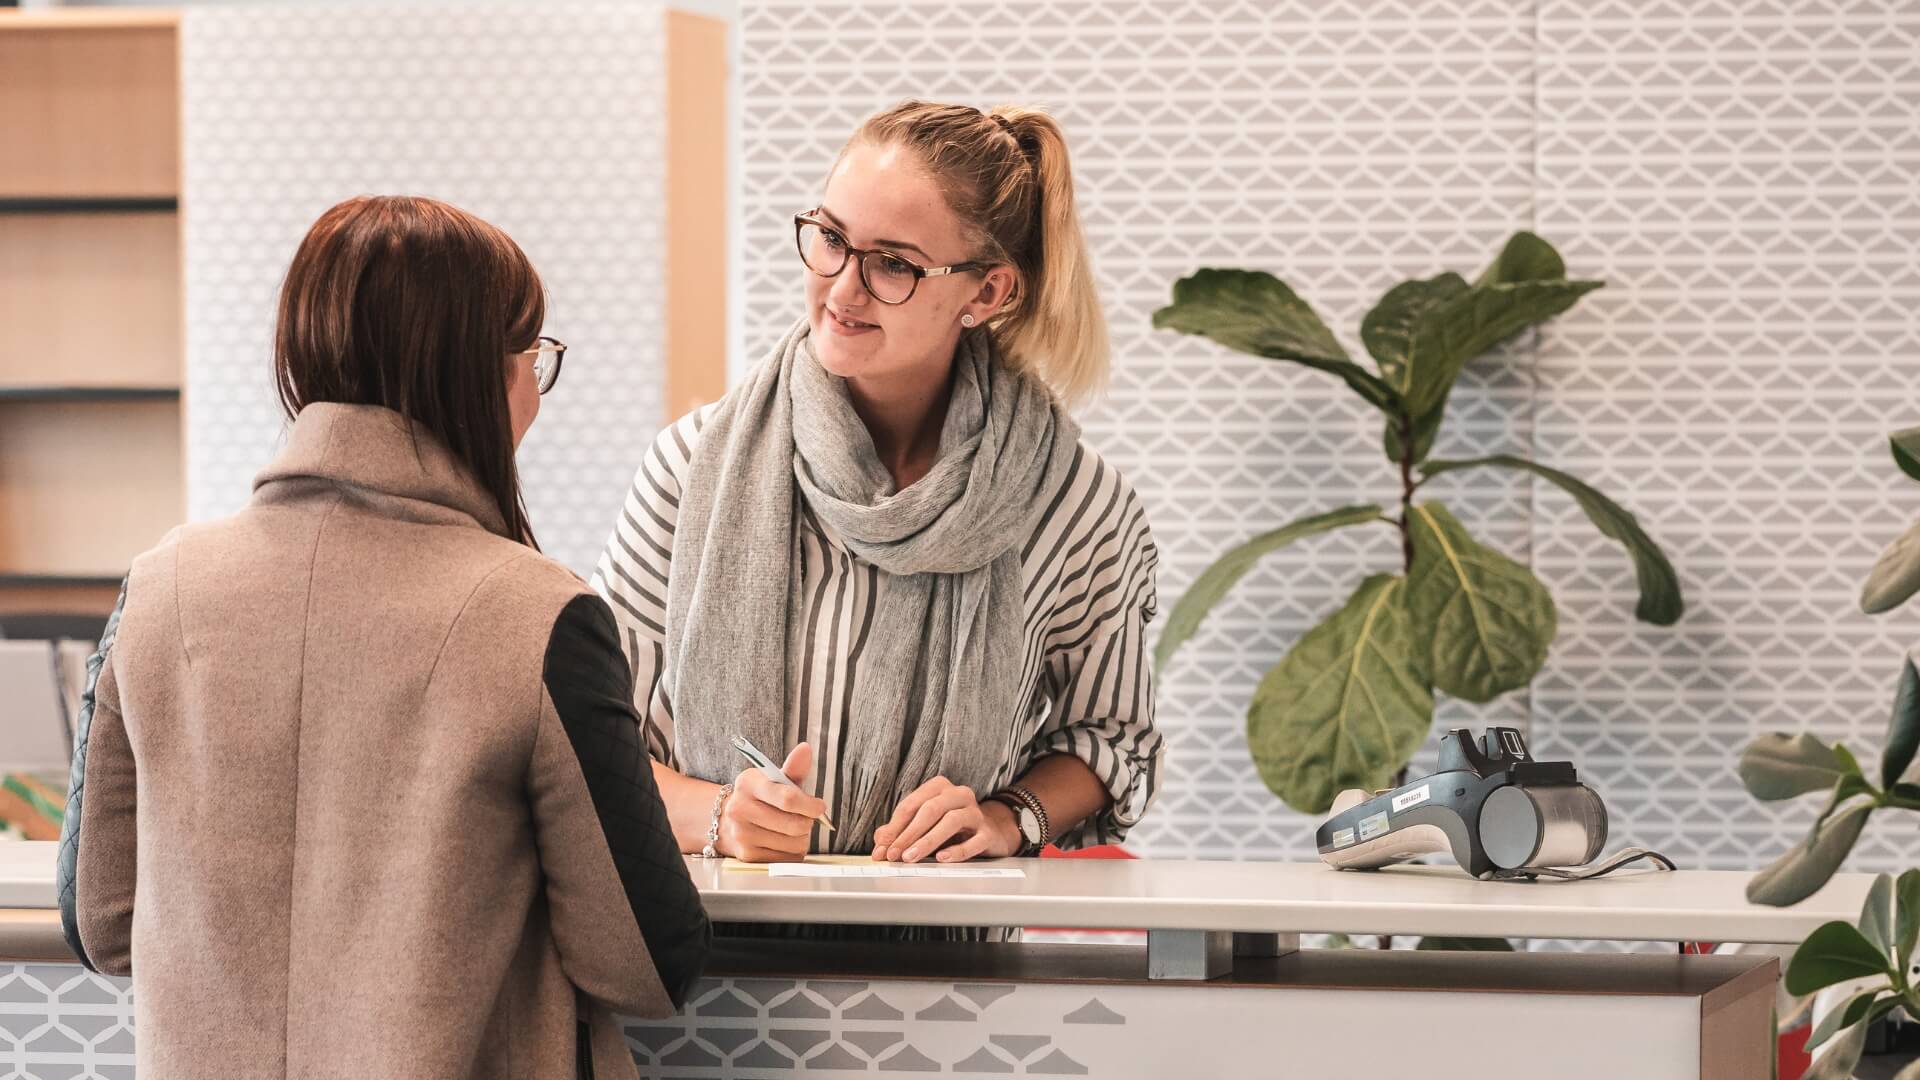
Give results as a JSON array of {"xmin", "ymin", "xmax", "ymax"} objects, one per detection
[
  {"xmin": 516, "ymin": 335, "xmax": 566, "ymax": 395},
  {"xmin": 794, "ymin": 210, "xmax": 993, "ymax": 305}
]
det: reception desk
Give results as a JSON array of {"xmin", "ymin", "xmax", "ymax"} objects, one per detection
[{"xmin": 0, "ymin": 842, "xmax": 1876, "ymax": 1078}]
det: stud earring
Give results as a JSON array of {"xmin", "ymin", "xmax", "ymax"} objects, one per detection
[{"xmin": 960, "ymin": 314, "xmax": 977, "ymax": 328}]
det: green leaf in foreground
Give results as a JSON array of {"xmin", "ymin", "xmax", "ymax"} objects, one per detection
[
  {"xmin": 1738, "ymin": 733, "xmax": 1850, "ymax": 801},
  {"xmin": 1247, "ymin": 574, "xmax": 1433, "ymax": 814},
  {"xmin": 1786, "ymin": 920, "xmax": 1894, "ymax": 996},
  {"xmin": 1748, "ymin": 803, "xmax": 1874, "ymax": 908}
]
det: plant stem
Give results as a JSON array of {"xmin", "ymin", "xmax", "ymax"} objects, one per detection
[{"xmin": 1398, "ymin": 412, "xmax": 1417, "ymax": 574}]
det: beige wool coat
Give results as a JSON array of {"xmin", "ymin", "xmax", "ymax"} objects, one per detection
[{"xmin": 57, "ymin": 403, "xmax": 710, "ymax": 1079}]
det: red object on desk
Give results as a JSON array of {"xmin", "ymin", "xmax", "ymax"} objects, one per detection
[{"xmin": 1039, "ymin": 844, "xmax": 1136, "ymax": 860}]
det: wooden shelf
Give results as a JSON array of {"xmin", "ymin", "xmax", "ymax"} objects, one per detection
[
  {"xmin": 0, "ymin": 211, "xmax": 181, "ymax": 387},
  {"xmin": 0, "ymin": 11, "xmax": 180, "ymax": 32},
  {"xmin": 0, "ymin": 400, "xmax": 183, "ymax": 577},
  {"xmin": 0, "ymin": 16, "xmax": 178, "ymax": 197},
  {"xmin": 0, "ymin": 197, "xmax": 178, "ymax": 214},
  {"xmin": 0, "ymin": 13, "xmax": 181, "ymax": 622},
  {"xmin": 0, "ymin": 575, "xmax": 124, "ymax": 589},
  {"xmin": 0, "ymin": 579, "xmax": 123, "ymax": 618},
  {"xmin": 0, "ymin": 387, "xmax": 179, "ymax": 403}
]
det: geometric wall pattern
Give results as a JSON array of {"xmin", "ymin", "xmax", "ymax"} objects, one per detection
[
  {"xmin": 1527, "ymin": 0, "xmax": 1920, "ymax": 880},
  {"xmin": 0, "ymin": 966, "xmax": 132, "ymax": 1080},
  {"xmin": 737, "ymin": 0, "xmax": 1920, "ymax": 883},
  {"xmin": 628, "ymin": 976, "xmax": 1121, "ymax": 1076},
  {"xmin": 180, "ymin": 1, "xmax": 666, "ymax": 575},
  {"xmin": 0, "ymin": 964, "xmax": 1709, "ymax": 1079}
]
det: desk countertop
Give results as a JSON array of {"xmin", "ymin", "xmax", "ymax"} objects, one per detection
[
  {"xmin": 683, "ymin": 854, "xmax": 1872, "ymax": 944},
  {"xmin": 0, "ymin": 842, "xmax": 1879, "ymax": 954}
]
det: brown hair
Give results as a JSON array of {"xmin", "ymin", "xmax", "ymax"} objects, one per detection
[
  {"xmin": 273, "ymin": 195, "xmax": 545, "ymax": 547},
  {"xmin": 847, "ymin": 101, "xmax": 1108, "ymax": 405}
]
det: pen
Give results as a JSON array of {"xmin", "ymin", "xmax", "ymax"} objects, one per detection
[{"xmin": 731, "ymin": 733, "xmax": 835, "ymax": 832}]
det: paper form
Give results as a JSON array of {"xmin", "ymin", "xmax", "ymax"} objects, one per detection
[{"xmin": 765, "ymin": 863, "xmax": 1026, "ymax": 879}]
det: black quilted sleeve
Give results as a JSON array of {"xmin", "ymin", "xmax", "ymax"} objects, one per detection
[
  {"xmin": 56, "ymin": 577, "xmax": 130, "ymax": 974},
  {"xmin": 543, "ymin": 594, "xmax": 711, "ymax": 1008}
]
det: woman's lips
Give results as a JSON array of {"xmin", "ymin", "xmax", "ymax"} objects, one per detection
[{"xmin": 824, "ymin": 308, "xmax": 877, "ymax": 336}]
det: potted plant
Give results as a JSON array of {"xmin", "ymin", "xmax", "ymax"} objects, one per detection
[
  {"xmin": 1738, "ymin": 427, "xmax": 1920, "ymax": 1078},
  {"xmin": 1151, "ymin": 233, "xmax": 1685, "ymax": 814}
]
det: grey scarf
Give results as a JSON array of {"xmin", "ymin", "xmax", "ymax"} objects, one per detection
[{"xmin": 664, "ymin": 317, "xmax": 1079, "ymax": 850}]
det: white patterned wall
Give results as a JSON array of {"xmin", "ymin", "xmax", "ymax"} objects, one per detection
[
  {"xmin": 181, "ymin": 2, "xmax": 666, "ymax": 575},
  {"xmin": 1527, "ymin": 2, "xmax": 1920, "ymax": 876},
  {"xmin": 736, "ymin": 0, "xmax": 1920, "ymax": 876}
]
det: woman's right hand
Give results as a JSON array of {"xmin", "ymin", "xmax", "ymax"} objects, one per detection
[{"xmin": 717, "ymin": 742, "xmax": 827, "ymax": 862}]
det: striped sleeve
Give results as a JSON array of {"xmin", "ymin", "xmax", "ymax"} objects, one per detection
[
  {"xmin": 589, "ymin": 408, "xmax": 706, "ymax": 767},
  {"xmin": 1025, "ymin": 451, "xmax": 1164, "ymax": 848}
]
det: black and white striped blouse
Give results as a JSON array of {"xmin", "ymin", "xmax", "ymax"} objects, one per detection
[{"xmin": 591, "ymin": 404, "xmax": 1164, "ymax": 850}]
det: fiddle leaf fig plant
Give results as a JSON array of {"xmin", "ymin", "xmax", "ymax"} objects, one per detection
[{"xmin": 1152, "ymin": 232, "xmax": 1685, "ymax": 814}]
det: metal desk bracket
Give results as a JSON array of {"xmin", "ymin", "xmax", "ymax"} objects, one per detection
[{"xmin": 1145, "ymin": 930, "xmax": 1299, "ymax": 980}]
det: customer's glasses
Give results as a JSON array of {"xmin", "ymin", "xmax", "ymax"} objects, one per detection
[
  {"xmin": 516, "ymin": 336, "xmax": 566, "ymax": 395},
  {"xmin": 794, "ymin": 210, "xmax": 993, "ymax": 305}
]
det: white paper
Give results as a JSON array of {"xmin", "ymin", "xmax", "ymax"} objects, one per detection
[{"xmin": 765, "ymin": 863, "xmax": 1027, "ymax": 879}]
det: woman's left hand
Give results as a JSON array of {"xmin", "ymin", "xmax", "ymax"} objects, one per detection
[{"xmin": 872, "ymin": 776, "xmax": 1020, "ymax": 863}]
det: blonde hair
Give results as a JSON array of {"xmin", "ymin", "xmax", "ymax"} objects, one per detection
[{"xmin": 847, "ymin": 100, "xmax": 1108, "ymax": 406}]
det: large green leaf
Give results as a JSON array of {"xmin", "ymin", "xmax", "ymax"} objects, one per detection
[
  {"xmin": 1247, "ymin": 574, "xmax": 1434, "ymax": 814},
  {"xmin": 1895, "ymin": 868, "xmax": 1920, "ymax": 977},
  {"xmin": 1371, "ymin": 236, "xmax": 1583, "ymax": 465},
  {"xmin": 1861, "ymin": 520, "xmax": 1920, "ymax": 615},
  {"xmin": 1805, "ymin": 989, "xmax": 1883, "ymax": 1053},
  {"xmin": 1882, "ymin": 656, "xmax": 1920, "ymax": 789},
  {"xmin": 1153, "ymin": 269, "xmax": 1402, "ymax": 413},
  {"xmin": 1861, "ymin": 874, "xmax": 1896, "ymax": 956},
  {"xmin": 1891, "ymin": 427, "xmax": 1920, "ymax": 484},
  {"xmin": 1405, "ymin": 502, "xmax": 1557, "ymax": 703},
  {"xmin": 1787, "ymin": 920, "xmax": 1894, "ymax": 995},
  {"xmin": 1739, "ymin": 733, "xmax": 1850, "ymax": 801},
  {"xmin": 1473, "ymin": 231, "xmax": 1569, "ymax": 287},
  {"xmin": 1154, "ymin": 505, "xmax": 1385, "ymax": 670},
  {"xmin": 1748, "ymin": 803, "xmax": 1875, "ymax": 907},
  {"xmin": 1401, "ymin": 279, "xmax": 1604, "ymax": 420},
  {"xmin": 1363, "ymin": 273, "xmax": 1469, "ymax": 394},
  {"xmin": 1421, "ymin": 455, "xmax": 1683, "ymax": 625}
]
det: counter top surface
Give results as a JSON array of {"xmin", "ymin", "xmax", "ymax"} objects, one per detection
[
  {"xmin": 686, "ymin": 855, "xmax": 1877, "ymax": 944},
  {"xmin": 0, "ymin": 842, "xmax": 1879, "ymax": 945}
]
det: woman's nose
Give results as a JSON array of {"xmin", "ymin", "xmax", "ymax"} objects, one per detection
[{"xmin": 828, "ymin": 261, "xmax": 870, "ymax": 307}]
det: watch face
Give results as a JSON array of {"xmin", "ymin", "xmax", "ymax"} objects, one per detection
[{"xmin": 1016, "ymin": 805, "xmax": 1043, "ymax": 845}]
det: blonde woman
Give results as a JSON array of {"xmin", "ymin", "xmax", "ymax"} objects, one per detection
[{"xmin": 593, "ymin": 102, "xmax": 1162, "ymax": 911}]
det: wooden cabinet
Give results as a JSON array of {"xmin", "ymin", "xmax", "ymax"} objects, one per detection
[{"xmin": 0, "ymin": 11, "xmax": 182, "ymax": 617}]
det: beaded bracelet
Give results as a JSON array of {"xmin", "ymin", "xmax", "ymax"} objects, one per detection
[{"xmin": 700, "ymin": 783, "xmax": 735, "ymax": 859}]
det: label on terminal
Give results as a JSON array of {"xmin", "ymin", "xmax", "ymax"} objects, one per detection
[
  {"xmin": 1391, "ymin": 784, "xmax": 1431, "ymax": 813},
  {"xmin": 1331, "ymin": 828, "xmax": 1355, "ymax": 848},
  {"xmin": 1358, "ymin": 812, "xmax": 1390, "ymax": 841}
]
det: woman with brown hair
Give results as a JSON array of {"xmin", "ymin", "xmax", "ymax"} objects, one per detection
[
  {"xmin": 57, "ymin": 195, "xmax": 709, "ymax": 1079},
  {"xmin": 593, "ymin": 102, "xmax": 1163, "ymax": 929}
]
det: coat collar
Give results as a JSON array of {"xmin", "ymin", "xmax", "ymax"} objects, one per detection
[{"xmin": 251, "ymin": 403, "xmax": 511, "ymax": 538}]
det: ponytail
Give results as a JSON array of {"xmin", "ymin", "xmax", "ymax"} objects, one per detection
[{"xmin": 849, "ymin": 101, "xmax": 1109, "ymax": 406}]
